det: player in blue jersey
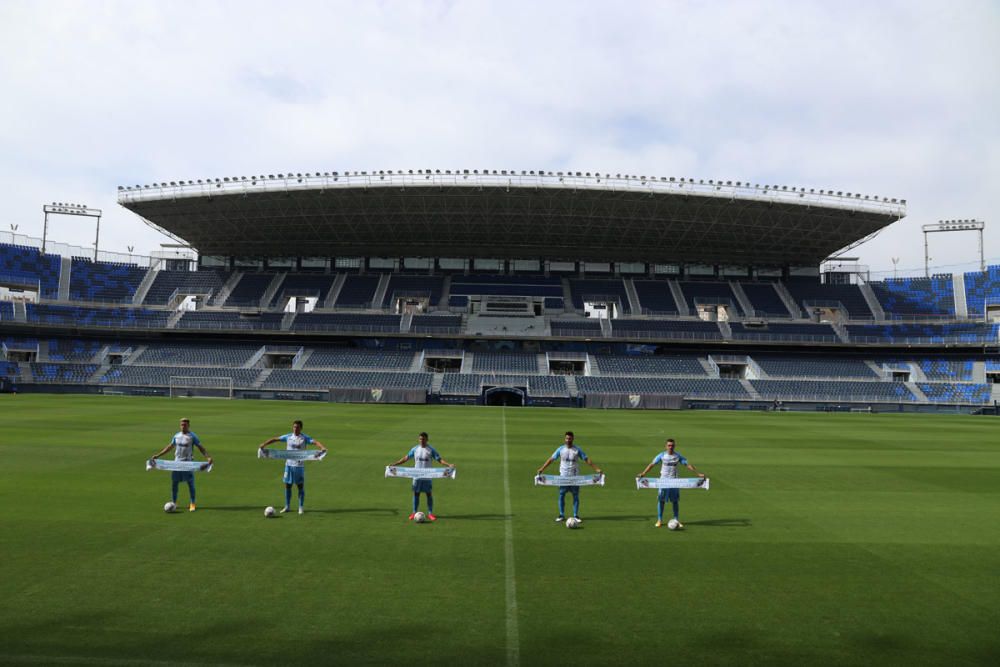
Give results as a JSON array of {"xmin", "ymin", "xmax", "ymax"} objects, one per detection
[
  {"xmin": 388, "ymin": 432, "xmax": 454, "ymax": 522},
  {"xmin": 536, "ymin": 431, "xmax": 603, "ymax": 523},
  {"xmin": 637, "ymin": 438, "xmax": 705, "ymax": 528},
  {"xmin": 259, "ymin": 420, "xmax": 328, "ymax": 515},
  {"xmin": 151, "ymin": 418, "xmax": 213, "ymax": 512}
]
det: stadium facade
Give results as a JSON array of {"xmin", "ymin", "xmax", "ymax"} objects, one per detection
[{"xmin": 1, "ymin": 170, "xmax": 998, "ymax": 411}]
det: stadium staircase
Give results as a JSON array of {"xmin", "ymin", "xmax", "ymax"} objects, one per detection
[
  {"xmin": 12, "ymin": 301, "xmax": 26, "ymax": 321},
  {"xmin": 698, "ymin": 357, "xmax": 718, "ymax": 377},
  {"xmin": 252, "ymin": 368, "xmax": 272, "ymax": 389},
  {"xmin": 460, "ymin": 352, "xmax": 472, "ymax": 373},
  {"xmin": 243, "ymin": 346, "xmax": 267, "ymax": 369},
  {"xmin": 400, "ymin": 313, "xmax": 413, "ymax": 333},
  {"xmin": 57, "ymin": 256, "xmax": 72, "ymax": 301},
  {"xmin": 717, "ymin": 321, "xmax": 732, "ymax": 339},
  {"xmin": 831, "ymin": 321, "xmax": 850, "ymax": 343},
  {"xmin": 667, "ymin": 280, "xmax": 690, "ymax": 315},
  {"xmin": 729, "ymin": 281, "xmax": 755, "ymax": 317},
  {"xmin": 260, "ymin": 273, "xmax": 286, "ymax": 308},
  {"xmin": 858, "ymin": 281, "xmax": 886, "ymax": 321},
  {"xmin": 599, "ymin": 318, "xmax": 612, "ymax": 337},
  {"xmin": 280, "ymin": 312, "xmax": 297, "ymax": 330},
  {"xmin": 166, "ymin": 310, "xmax": 185, "ymax": 329},
  {"xmin": 564, "ymin": 374, "xmax": 579, "ymax": 398},
  {"xmin": 431, "ymin": 373, "xmax": 445, "ymax": 394},
  {"xmin": 122, "ymin": 345, "xmax": 146, "ymax": 364},
  {"xmin": 409, "ymin": 352, "xmax": 425, "ymax": 373},
  {"xmin": 323, "ymin": 274, "xmax": 346, "ymax": 308},
  {"xmin": 36, "ymin": 339, "xmax": 50, "ymax": 361},
  {"xmin": 773, "ymin": 282, "xmax": 803, "ymax": 317},
  {"xmin": 905, "ymin": 382, "xmax": 930, "ymax": 404},
  {"xmin": 972, "ymin": 361, "xmax": 987, "ymax": 384},
  {"xmin": 906, "ymin": 363, "xmax": 928, "ymax": 382},
  {"xmin": 211, "ymin": 271, "xmax": 244, "ymax": 306},
  {"xmin": 17, "ymin": 361, "xmax": 31, "ymax": 384},
  {"xmin": 132, "ymin": 267, "xmax": 159, "ymax": 305},
  {"xmin": 87, "ymin": 363, "xmax": 110, "ymax": 384},
  {"xmin": 952, "ymin": 274, "xmax": 969, "ymax": 318},
  {"xmin": 624, "ymin": 279, "xmax": 642, "ymax": 314},
  {"xmin": 739, "ymin": 378, "xmax": 762, "ymax": 400},
  {"xmin": 561, "ymin": 278, "xmax": 574, "ymax": 313},
  {"xmin": 438, "ymin": 275, "xmax": 452, "ymax": 309},
  {"xmin": 536, "ymin": 354, "xmax": 548, "ymax": 374},
  {"xmin": 864, "ymin": 360, "xmax": 886, "ymax": 378},
  {"xmin": 992, "ymin": 384, "xmax": 1000, "ymax": 404},
  {"xmin": 291, "ymin": 348, "xmax": 312, "ymax": 369},
  {"xmin": 372, "ymin": 274, "xmax": 391, "ymax": 309}
]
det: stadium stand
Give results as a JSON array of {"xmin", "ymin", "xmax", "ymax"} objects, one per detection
[
  {"xmin": 262, "ymin": 370, "xmax": 432, "ymax": 389},
  {"xmin": 381, "ymin": 275, "xmax": 444, "ymax": 307},
  {"xmin": 292, "ymin": 312, "xmax": 401, "ymax": 332},
  {"xmin": 784, "ymin": 278, "xmax": 874, "ymax": 319},
  {"xmin": 176, "ymin": 311, "xmax": 284, "ymax": 330},
  {"xmin": 593, "ymin": 355, "xmax": 706, "ymax": 376},
  {"xmin": 270, "ymin": 273, "xmax": 336, "ymax": 307},
  {"xmin": 869, "ymin": 275, "xmax": 955, "ymax": 317},
  {"xmin": 143, "ymin": 270, "xmax": 227, "ymax": 305},
  {"xmin": 411, "ymin": 315, "xmax": 462, "ymax": 333},
  {"xmin": 225, "ymin": 273, "xmax": 275, "ymax": 307},
  {"xmin": 577, "ymin": 376, "xmax": 747, "ymax": 398},
  {"xmin": 440, "ymin": 373, "xmax": 569, "ymax": 397},
  {"xmin": 846, "ymin": 322, "xmax": 998, "ymax": 344},
  {"xmin": 610, "ymin": 319, "xmax": 722, "ymax": 340},
  {"xmin": 918, "ymin": 383, "xmax": 991, "ymax": 404},
  {"xmin": 47, "ymin": 338, "xmax": 101, "ymax": 361},
  {"xmin": 750, "ymin": 380, "xmax": 915, "ymax": 402},
  {"xmin": 334, "ymin": 275, "xmax": 380, "ymax": 308},
  {"xmin": 450, "ymin": 274, "xmax": 563, "ymax": 297},
  {"xmin": 678, "ymin": 281, "xmax": 743, "ymax": 315},
  {"xmin": 471, "ymin": 352, "xmax": 538, "ymax": 374},
  {"xmin": 751, "ymin": 356, "xmax": 877, "ymax": 378},
  {"xmin": 68, "ymin": 259, "xmax": 146, "ymax": 302},
  {"xmin": 305, "ymin": 349, "xmax": 414, "ymax": 370},
  {"xmin": 964, "ymin": 264, "xmax": 1000, "ymax": 316},
  {"xmin": 569, "ymin": 279, "xmax": 631, "ymax": 314},
  {"xmin": 918, "ymin": 359, "xmax": 973, "ymax": 381},
  {"xmin": 0, "ymin": 243, "xmax": 62, "ymax": 298},
  {"xmin": 632, "ymin": 281, "xmax": 678, "ymax": 315},
  {"xmin": 550, "ymin": 319, "xmax": 602, "ymax": 336},
  {"xmin": 26, "ymin": 304, "xmax": 170, "ymax": 328},
  {"xmin": 730, "ymin": 322, "xmax": 838, "ymax": 342},
  {"xmin": 133, "ymin": 344, "xmax": 260, "ymax": 367},
  {"xmin": 30, "ymin": 363, "xmax": 97, "ymax": 383},
  {"xmin": 0, "ymin": 302, "xmax": 13, "ymax": 320},
  {"xmin": 99, "ymin": 365, "xmax": 259, "ymax": 387},
  {"xmin": 739, "ymin": 282, "xmax": 792, "ymax": 317}
]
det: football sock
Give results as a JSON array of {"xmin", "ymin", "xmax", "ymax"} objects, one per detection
[
  {"xmin": 572, "ymin": 493, "xmax": 580, "ymax": 517},
  {"xmin": 171, "ymin": 480, "xmax": 179, "ymax": 503},
  {"xmin": 672, "ymin": 501, "xmax": 679, "ymax": 520},
  {"xmin": 427, "ymin": 493, "xmax": 434, "ymax": 514},
  {"xmin": 412, "ymin": 493, "xmax": 419, "ymax": 513},
  {"xmin": 657, "ymin": 500, "xmax": 665, "ymax": 521},
  {"xmin": 298, "ymin": 485, "xmax": 305, "ymax": 508},
  {"xmin": 285, "ymin": 485, "xmax": 292, "ymax": 508},
  {"xmin": 187, "ymin": 480, "xmax": 195, "ymax": 504}
]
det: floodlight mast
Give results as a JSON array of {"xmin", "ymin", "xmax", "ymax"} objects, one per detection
[
  {"xmin": 42, "ymin": 203, "xmax": 104, "ymax": 260},
  {"xmin": 921, "ymin": 220, "xmax": 986, "ymax": 277}
]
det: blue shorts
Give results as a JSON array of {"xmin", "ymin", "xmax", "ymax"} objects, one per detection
[
  {"xmin": 559, "ymin": 485, "xmax": 580, "ymax": 497},
  {"xmin": 171, "ymin": 471, "xmax": 194, "ymax": 484},
  {"xmin": 283, "ymin": 466, "xmax": 305, "ymax": 485},
  {"xmin": 658, "ymin": 488, "xmax": 680, "ymax": 503},
  {"xmin": 412, "ymin": 479, "xmax": 433, "ymax": 494}
]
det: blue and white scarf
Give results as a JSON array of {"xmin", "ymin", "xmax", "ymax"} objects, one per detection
[
  {"xmin": 534, "ymin": 473, "xmax": 605, "ymax": 487},
  {"xmin": 635, "ymin": 477, "xmax": 709, "ymax": 490},
  {"xmin": 259, "ymin": 449, "xmax": 326, "ymax": 462},
  {"xmin": 385, "ymin": 466, "xmax": 456, "ymax": 480},
  {"xmin": 146, "ymin": 459, "xmax": 212, "ymax": 472}
]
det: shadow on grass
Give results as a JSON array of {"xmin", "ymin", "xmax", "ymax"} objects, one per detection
[
  {"xmin": 307, "ymin": 507, "xmax": 400, "ymax": 516},
  {"xmin": 683, "ymin": 518, "xmax": 752, "ymax": 527},
  {"xmin": 440, "ymin": 513, "xmax": 511, "ymax": 521}
]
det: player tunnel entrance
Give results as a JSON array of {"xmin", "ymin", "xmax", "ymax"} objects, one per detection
[{"xmin": 483, "ymin": 385, "xmax": 525, "ymax": 407}]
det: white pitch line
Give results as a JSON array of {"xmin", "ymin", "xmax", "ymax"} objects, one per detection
[{"xmin": 501, "ymin": 407, "xmax": 520, "ymax": 667}]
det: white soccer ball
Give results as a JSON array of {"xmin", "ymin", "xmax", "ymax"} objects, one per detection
[
  {"xmin": 667, "ymin": 518, "xmax": 680, "ymax": 530},
  {"xmin": 565, "ymin": 517, "xmax": 581, "ymax": 529},
  {"xmin": 163, "ymin": 501, "xmax": 176, "ymax": 513},
  {"xmin": 264, "ymin": 506, "xmax": 276, "ymax": 518},
  {"xmin": 414, "ymin": 511, "xmax": 427, "ymax": 523}
]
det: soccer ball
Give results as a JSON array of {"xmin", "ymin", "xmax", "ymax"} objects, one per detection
[
  {"xmin": 667, "ymin": 518, "xmax": 680, "ymax": 530},
  {"xmin": 163, "ymin": 501, "xmax": 176, "ymax": 513},
  {"xmin": 264, "ymin": 506, "xmax": 276, "ymax": 518},
  {"xmin": 414, "ymin": 511, "xmax": 427, "ymax": 523},
  {"xmin": 565, "ymin": 517, "xmax": 581, "ymax": 529}
]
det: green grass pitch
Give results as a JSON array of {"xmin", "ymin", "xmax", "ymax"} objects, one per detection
[{"xmin": 1, "ymin": 394, "xmax": 998, "ymax": 666}]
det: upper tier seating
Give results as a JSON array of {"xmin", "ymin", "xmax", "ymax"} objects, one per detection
[
  {"xmin": 784, "ymin": 279, "xmax": 874, "ymax": 319},
  {"xmin": 411, "ymin": 315, "xmax": 462, "ymax": 334},
  {"xmin": 450, "ymin": 275, "xmax": 563, "ymax": 297},
  {"xmin": 263, "ymin": 370, "xmax": 432, "ymax": 390},
  {"xmin": 69, "ymin": 259, "xmax": 146, "ymax": 302},
  {"xmin": 304, "ymin": 349, "xmax": 414, "ymax": 370},
  {"xmin": 569, "ymin": 279, "xmax": 631, "ymax": 314},
  {"xmin": 750, "ymin": 379, "xmax": 915, "ymax": 401},
  {"xmin": 550, "ymin": 319, "xmax": 602, "ymax": 336},
  {"xmin": 739, "ymin": 282, "xmax": 792, "ymax": 317},
  {"xmin": 0, "ymin": 302, "xmax": 13, "ymax": 320},
  {"xmin": 47, "ymin": 338, "xmax": 102, "ymax": 362},
  {"xmin": 593, "ymin": 355, "xmax": 706, "ymax": 376},
  {"xmin": 752, "ymin": 356, "xmax": 877, "ymax": 378},
  {"xmin": 730, "ymin": 322, "xmax": 838, "ymax": 342},
  {"xmin": 225, "ymin": 273, "xmax": 275, "ymax": 307},
  {"xmin": 292, "ymin": 313, "xmax": 401, "ymax": 333},
  {"xmin": 918, "ymin": 383, "xmax": 991, "ymax": 404},
  {"xmin": 846, "ymin": 323, "xmax": 998, "ymax": 344},
  {"xmin": 133, "ymin": 344, "xmax": 260, "ymax": 367},
  {"xmin": 0, "ymin": 243, "xmax": 61, "ymax": 298},
  {"xmin": 381, "ymin": 276, "xmax": 444, "ymax": 307},
  {"xmin": 964, "ymin": 265, "xmax": 1000, "ymax": 316},
  {"xmin": 176, "ymin": 311, "xmax": 284, "ymax": 330},
  {"xmin": 471, "ymin": 352, "xmax": 538, "ymax": 373},
  {"xmin": 870, "ymin": 275, "xmax": 954, "ymax": 317},
  {"xmin": 918, "ymin": 359, "xmax": 973, "ymax": 381},
  {"xmin": 270, "ymin": 274, "xmax": 336, "ymax": 306},
  {"xmin": 610, "ymin": 319, "xmax": 722, "ymax": 340},
  {"xmin": 30, "ymin": 363, "xmax": 97, "ymax": 383},
  {"xmin": 143, "ymin": 270, "xmax": 227, "ymax": 305},
  {"xmin": 678, "ymin": 281, "xmax": 743, "ymax": 315},
  {"xmin": 334, "ymin": 275, "xmax": 380, "ymax": 308},
  {"xmin": 632, "ymin": 280, "xmax": 678, "ymax": 315},
  {"xmin": 26, "ymin": 304, "xmax": 169, "ymax": 328},
  {"xmin": 576, "ymin": 376, "xmax": 747, "ymax": 398}
]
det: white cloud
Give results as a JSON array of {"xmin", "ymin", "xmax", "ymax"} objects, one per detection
[{"xmin": 0, "ymin": 0, "xmax": 997, "ymax": 274}]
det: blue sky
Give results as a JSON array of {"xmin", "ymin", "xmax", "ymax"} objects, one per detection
[{"xmin": 1, "ymin": 0, "xmax": 997, "ymax": 275}]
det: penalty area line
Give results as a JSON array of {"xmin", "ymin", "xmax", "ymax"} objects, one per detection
[{"xmin": 501, "ymin": 407, "xmax": 520, "ymax": 667}]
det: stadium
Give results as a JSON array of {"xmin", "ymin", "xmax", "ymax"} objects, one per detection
[
  {"xmin": 1, "ymin": 169, "xmax": 997, "ymax": 409},
  {"xmin": 2, "ymin": 169, "xmax": 999, "ymax": 666}
]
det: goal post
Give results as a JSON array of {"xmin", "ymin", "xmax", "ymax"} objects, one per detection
[{"xmin": 169, "ymin": 376, "xmax": 234, "ymax": 399}]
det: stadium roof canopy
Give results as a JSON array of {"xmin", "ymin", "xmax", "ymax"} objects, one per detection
[{"xmin": 118, "ymin": 171, "xmax": 907, "ymax": 266}]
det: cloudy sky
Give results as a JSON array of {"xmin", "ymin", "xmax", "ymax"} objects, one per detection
[{"xmin": 1, "ymin": 0, "xmax": 997, "ymax": 276}]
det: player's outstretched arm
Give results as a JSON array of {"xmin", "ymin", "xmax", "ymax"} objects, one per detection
[
  {"xmin": 585, "ymin": 457, "xmax": 603, "ymax": 474},
  {"xmin": 437, "ymin": 456, "xmax": 455, "ymax": 467},
  {"xmin": 258, "ymin": 437, "xmax": 280, "ymax": 450},
  {"xmin": 196, "ymin": 443, "xmax": 213, "ymax": 465},
  {"xmin": 637, "ymin": 461, "xmax": 655, "ymax": 478},
  {"xmin": 389, "ymin": 454, "xmax": 411, "ymax": 466},
  {"xmin": 686, "ymin": 462, "xmax": 705, "ymax": 478},
  {"xmin": 311, "ymin": 439, "xmax": 328, "ymax": 452},
  {"xmin": 151, "ymin": 443, "xmax": 175, "ymax": 459}
]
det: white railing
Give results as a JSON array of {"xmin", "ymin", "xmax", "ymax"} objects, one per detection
[
  {"xmin": 117, "ymin": 170, "xmax": 907, "ymax": 217},
  {"xmin": 0, "ymin": 230, "xmax": 154, "ymax": 267}
]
